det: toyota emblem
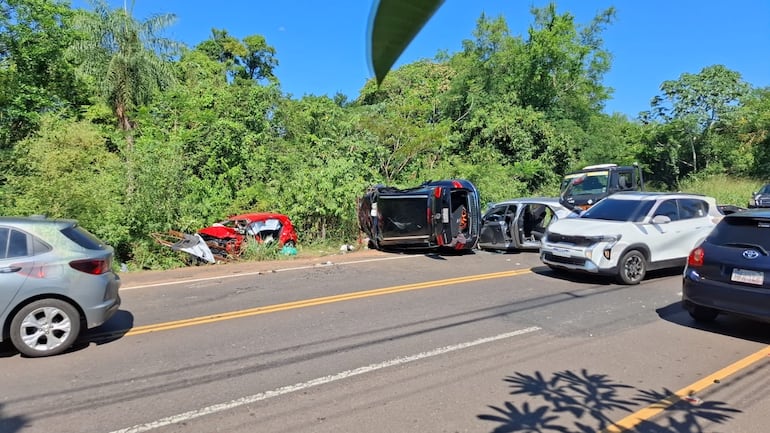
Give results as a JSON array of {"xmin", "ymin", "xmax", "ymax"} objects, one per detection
[{"xmin": 743, "ymin": 249, "xmax": 761, "ymax": 259}]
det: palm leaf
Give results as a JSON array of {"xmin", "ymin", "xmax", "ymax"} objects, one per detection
[{"xmin": 369, "ymin": 0, "xmax": 444, "ymax": 85}]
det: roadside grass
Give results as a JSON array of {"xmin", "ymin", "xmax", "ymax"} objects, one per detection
[{"xmin": 677, "ymin": 174, "xmax": 762, "ymax": 207}]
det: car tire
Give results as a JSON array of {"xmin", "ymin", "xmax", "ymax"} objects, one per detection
[
  {"xmin": 688, "ymin": 305, "xmax": 719, "ymax": 323},
  {"xmin": 10, "ymin": 299, "xmax": 81, "ymax": 357},
  {"xmin": 616, "ymin": 249, "xmax": 646, "ymax": 285}
]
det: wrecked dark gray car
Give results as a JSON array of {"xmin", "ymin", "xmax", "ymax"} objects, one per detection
[{"xmin": 357, "ymin": 179, "xmax": 481, "ymax": 252}]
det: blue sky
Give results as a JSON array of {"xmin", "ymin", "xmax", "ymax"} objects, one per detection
[{"xmin": 72, "ymin": 1, "xmax": 769, "ymax": 118}]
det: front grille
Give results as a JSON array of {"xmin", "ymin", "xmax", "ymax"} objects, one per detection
[
  {"xmin": 543, "ymin": 252, "xmax": 587, "ymax": 266},
  {"xmin": 547, "ymin": 232, "xmax": 595, "ymax": 246},
  {"xmin": 757, "ymin": 198, "xmax": 770, "ymax": 207}
]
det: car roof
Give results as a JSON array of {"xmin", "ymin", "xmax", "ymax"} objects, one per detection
[
  {"xmin": 494, "ymin": 197, "xmax": 565, "ymax": 206},
  {"xmin": 0, "ymin": 215, "xmax": 75, "ymax": 227},
  {"xmin": 227, "ymin": 212, "xmax": 291, "ymax": 222},
  {"xmin": 605, "ymin": 191, "xmax": 714, "ymax": 201}
]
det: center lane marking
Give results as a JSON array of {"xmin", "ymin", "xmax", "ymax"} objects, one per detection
[
  {"xmin": 124, "ymin": 268, "xmax": 534, "ymax": 336},
  {"xmin": 110, "ymin": 326, "xmax": 543, "ymax": 433}
]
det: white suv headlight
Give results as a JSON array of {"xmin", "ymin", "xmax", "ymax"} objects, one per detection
[{"xmin": 587, "ymin": 234, "xmax": 622, "ymax": 246}]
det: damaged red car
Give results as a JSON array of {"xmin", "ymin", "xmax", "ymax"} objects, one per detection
[{"xmin": 154, "ymin": 212, "xmax": 298, "ymax": 263}]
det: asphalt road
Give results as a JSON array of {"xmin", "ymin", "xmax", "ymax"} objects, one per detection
[{"xmin": 1, "ymin": 249, "xmax": 769, "ymax": 433}]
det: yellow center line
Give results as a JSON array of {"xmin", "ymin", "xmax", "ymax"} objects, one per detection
[
  {"xmin": 602, "ymin": 345, "xmax": 770, "ymax": 432},
  {"xmin": 124, "ymin": 268, "xmax": 533, "ymax": 336}
]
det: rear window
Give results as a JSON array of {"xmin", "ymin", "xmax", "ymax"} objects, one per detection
[
  {"xmin": 708, "ymin": 217, "xmax": 770, "ymax": 250},
  {"xmin": 379, "ymin": 196, "xmax": 431, "ymax": 238},
  {"xmin": 61, "ymin": 225, "xmax": 106, "ymax": 250},
  {"xmin": 581, "ymin": 198, "xmax": 655, "ymax": 222}
]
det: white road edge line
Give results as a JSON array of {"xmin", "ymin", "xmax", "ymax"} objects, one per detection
[
  {"xmin": 121, "ymin": 255, "xmax": 412, "ymax": 290},
  {"xmin": 109, "ymin": 326, "xmax": 542, "ymax": 433}
]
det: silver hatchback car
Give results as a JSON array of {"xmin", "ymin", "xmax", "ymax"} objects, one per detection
[{"xmin": 0, "ymin": 216, "xmax": 121, "ymax": 357}]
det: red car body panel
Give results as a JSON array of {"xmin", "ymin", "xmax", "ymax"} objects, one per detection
[{"xmin": 197, "ymin": 212, "xmax": 298, "ymax": 256}]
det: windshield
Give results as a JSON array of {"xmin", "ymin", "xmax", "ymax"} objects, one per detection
[
  {"xmin": 759, "ymin": 184, "xmax": 770, "ymax": 194},
  {"xmin": 580, "ymin": 198, "xmax": 654, "ymax": 222},
  {"xmin": 561, "ymin": 171, "xmax": 609, "ymax": 196}
]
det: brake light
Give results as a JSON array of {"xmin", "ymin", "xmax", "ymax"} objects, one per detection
[
  {"xmin": 452, "ymin": 180, "xmax": 462, "ymax": 188},
  {"xmin": 70, "ymin": 258, "xmax": 110, "ymax": 275},
  {"xmin": 688, "ymin": 247, "xmax": 704, "ymax": 267},
  {"xmin": 434, "ymin": 187, "xmax": 442, "ymax": 198}
]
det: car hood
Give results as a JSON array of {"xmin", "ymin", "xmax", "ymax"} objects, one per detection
[{"xmin": 547, "ymin": 218, "xmax": 631, "ymax": 236}]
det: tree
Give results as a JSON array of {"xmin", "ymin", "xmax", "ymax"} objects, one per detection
[
  {"xmin": 195, "ymin": 29, "xmax": 278, "ymax": 83},
  {"xmin": 70, "ymin": 0, "xmax": 180, "ymax": 133},
  {"xmin": 0, "ymin": 0, "xmax": 86, "ymax": 149},
  {"xmin": 642, "ymin": 65, "xmax": 751, "ymax": 175}
]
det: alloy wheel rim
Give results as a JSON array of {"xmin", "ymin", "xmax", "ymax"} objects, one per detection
[{"xmin": 19, "ymin": 307, "xmax": 71, "ymax": 352}]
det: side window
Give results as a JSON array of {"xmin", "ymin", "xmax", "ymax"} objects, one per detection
[
  {"xmin": 678, "ymin": 198, "xmax": 708, "ymax": 219},
  {"xmin": 654, "ymin": 200, "xmax": 680, "ymax": 221},
  {"xmin": 617, "ymin": 172, "xmax": 633, "ymax": 190},
  {"xmin": 0, "ymin": 227, "xmax": 8, "ymax": 259},
  {"xmin": 483, "ymin": 206, "xmax": 507, "ymax": 222},
  {"xmin": 7, "ymin": 229, "xmax": 29, "ymax": 258}
]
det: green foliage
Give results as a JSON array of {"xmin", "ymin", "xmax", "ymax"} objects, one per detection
[
  {"xmin": 70, "ymin": 0, "xmax": 180, "ymax": 131},
  {"xmin": 0, "ymin": 0, "xmax": 86, "ymax": 148},
  {"xmin": 678, "ymin": 174, "xmax": 761, "ymax": 208},
  {"xmin": 2, "ymin": 116, "xmax": 128, "ymax": 247},
  {"xmin": 238, "ymin": 238, "xmax": 283, "ymax": 262},
  {"xmin": 1, "ymin": 0, "xmax": 768, "ymax": 270}
]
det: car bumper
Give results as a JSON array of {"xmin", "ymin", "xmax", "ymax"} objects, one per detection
[
  {"xmin": 682, "ymin": 268, "xmax": 770, "ymax": 323},
  {"xmin": 539, "ymin": 243, "xmax": 618, "ymax": 275},
  {"xmin": 82, "ymin": 274, "xmax": 122, "ymax": 328}
]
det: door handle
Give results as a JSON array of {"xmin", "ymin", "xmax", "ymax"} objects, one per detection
[{"xmin": 0, "ymin": 266, "xmax": 22, "ymax": 273}]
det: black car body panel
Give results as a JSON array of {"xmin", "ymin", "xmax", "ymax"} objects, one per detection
[
  {"xmin": 682, "ymin": 209, "xmax": 770, "ymax": 323},
  {"xmin": 357, "ymin": 179, "xmax": 481, "ymax": 251}
]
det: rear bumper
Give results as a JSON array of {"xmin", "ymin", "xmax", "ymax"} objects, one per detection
[
  {"xmin": 682, "ymin": 268, "xmax": 770, "ymax": 323},
  {"xmin": 82, "ymin": 274, "xmax": 122, "ymax": 328}
]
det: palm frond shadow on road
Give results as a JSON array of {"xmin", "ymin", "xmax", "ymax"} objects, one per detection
[{"xmin": 478, "ymin": 368, "xmax": 741, "ymax": 433}]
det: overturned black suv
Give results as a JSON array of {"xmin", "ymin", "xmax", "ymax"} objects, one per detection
[{"xmin": 357, "ymin": 179, "xmax": 481, "ymax": 252}]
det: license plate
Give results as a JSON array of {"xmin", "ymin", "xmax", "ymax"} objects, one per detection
[
  {"xmin": 731, "ymin": 268, "xmax": 764, "ymax": 285},
  {"xmin": 552, "ymin": 248, "xmax": 572, "ymax": 258}
]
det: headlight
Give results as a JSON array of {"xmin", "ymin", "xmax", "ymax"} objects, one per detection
[{"xmin": 587, "ymin": 234, "xmax": 622, "ymax": 245}]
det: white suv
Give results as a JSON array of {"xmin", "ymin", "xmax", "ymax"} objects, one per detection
[{"xmin": 540, "ymin": 192, "xmax": 723, "ymax": 284}]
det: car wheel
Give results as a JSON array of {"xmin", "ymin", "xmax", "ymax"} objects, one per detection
[
  {"xmin": 10, "ymin": 299, "xmax": 81, "ymax": 357},
  {"xmin": 616, "ymin": 250, "xmax": 646, "ymax": 285},
  {"xmin": 688, "ymin": 305, "xmax": 719, "ymax": 323}
]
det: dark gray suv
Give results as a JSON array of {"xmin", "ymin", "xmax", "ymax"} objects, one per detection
[
  {"xmin": 0, "ymin": 216, "xmax": 121, "ymax": 357},
  {"xmin": 748, "ymin": 184, "xmax": 770, "ymax": 208}
]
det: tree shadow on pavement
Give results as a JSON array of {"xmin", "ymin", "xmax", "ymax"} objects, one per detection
[
  {"xmin": 478, "ymin": 368, "xmax": 741, "ymax": 432},
  {"xmin": 0, "ymin": 403, "xmax": 28, "ymax": 433}
]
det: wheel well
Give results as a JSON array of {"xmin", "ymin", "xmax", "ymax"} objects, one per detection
[
  {"xmin": 1, "ymin": 294, "xmax": 84, "ymax": 341},
  {"xmin": 620, "ymin": 243, "xmax": 650, "ymax": 262}
]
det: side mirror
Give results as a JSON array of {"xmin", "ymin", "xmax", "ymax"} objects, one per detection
[{"xmin": 651, "ymin": 215, "xmax": 671, "ymax": 224}]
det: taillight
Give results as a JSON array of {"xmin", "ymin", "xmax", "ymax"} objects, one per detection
[
  {"xmin": 434, "ymin": 187, "xmax": 442, "ymax": 198},
  {"xmin": 70, "ymin": 258, "xmax": 110, "ymax": 275},
  {"xmin": 688, "ymin": 247, "xmax": 704, "ymax": 267}
]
